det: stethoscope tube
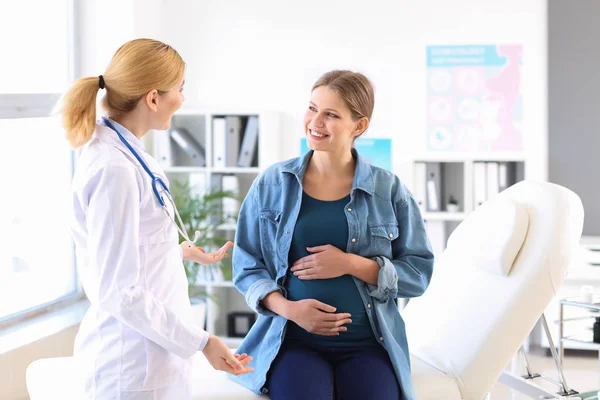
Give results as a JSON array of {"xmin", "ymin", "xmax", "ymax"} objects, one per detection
[
  {"xmin": 102, "ymin": 118, "xmax": 198, "ymax": 247},
  {"xmin": 103, "ymin": 118, "xmax": 169, "ymax": 207}
]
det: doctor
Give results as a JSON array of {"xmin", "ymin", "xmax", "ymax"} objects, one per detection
[{"xmin": 58, "ymin": 38, "xmax": 253, "ymax": 399}]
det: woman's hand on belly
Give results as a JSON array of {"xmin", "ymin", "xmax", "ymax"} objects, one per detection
[
  {"xmin": 290, "ymin": 244, "xmax": 349, "ymax": 280},
  {"xmin": 288, "ymin": 299, "xmax": 352, "ymax": 336}
]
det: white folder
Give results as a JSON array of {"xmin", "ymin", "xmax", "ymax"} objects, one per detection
[
  {"xmin": 213, "ymin": 117, "xmax": 227, "ymax": 168},
  {"xmin": 221, "ymin": 175, "xmax": 240, "ymax": 217},
  {"xmin": 154, "ymin": 130, "xmax": 172, "ymax": 167},
  {"xmin": 413, "ymin": 162, "xmax": 427, "ymax": 213},
  {"xmin": 424, "ymin": 220, "xmax": 446, "ymax": 257},
  {"xmin": 425, "ymin": 163, "xmax": 441, "ymax": 211},
  {"xmin": 498, "ymin": 162, "xmax": 510, "ymax": 191},
  {"xmin": 473, "ymin": 162, "xmax": 487, "ymax": 208},
  {"xmin": 188, "ymin": 173, "xmax": 206, "ymax": 195},
  {"xmin": 486, "ymin": 162, "xmax": 500, "ymax": 201}
]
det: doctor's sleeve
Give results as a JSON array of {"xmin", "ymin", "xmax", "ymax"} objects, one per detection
[
  {"xmin": 232, "ymin": 181, "xmax": 281, "ymax": 317},
  {"xmin": 366, "ymin": 186, "xmax": 435, "ymax": 302},
  {"xmin": 83, "ymin": 163, "xmax": 208, "ymax": 359}
]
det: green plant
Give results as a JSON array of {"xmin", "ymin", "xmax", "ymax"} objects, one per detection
[
  {"xmin": 448, "ymin": 195, "xmax": 458, "ymax": 205},
  {"xmin": 170, "ymin": 179, "xmax": 239, "ymax": 297}
]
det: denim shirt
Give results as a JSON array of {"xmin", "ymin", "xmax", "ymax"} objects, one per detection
[{"xmin": 229, "ymin": 149, "xmax": 434, "ymax": 400}]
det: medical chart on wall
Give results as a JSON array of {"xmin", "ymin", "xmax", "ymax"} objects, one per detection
[{"xmin": 426, "ymin": 45, "xmax": 523, "ymax": 152}]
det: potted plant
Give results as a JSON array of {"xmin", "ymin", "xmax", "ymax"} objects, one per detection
[
  {"xmin": 170, "ymin": 180, "xmax": 239, "ymax": 325},
  {"xmin": 446, "ymin": 195, "xmax": 460, "ymax": 213}
]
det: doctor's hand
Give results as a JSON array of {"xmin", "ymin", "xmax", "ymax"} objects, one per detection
[
  {"xmin": 290, "ymin": 245, "xmax": 349, "ymax": 280},
  {"xmin": 182, "ymin": 241, "xmax": 234, "ymax": 265},
  {"xmin": 202, "ymin": 334, "xmax": 254, "ymax": 376},
  {"xmin": 288, "ymin": 299, "xmax": 352, "ymax": 336}
]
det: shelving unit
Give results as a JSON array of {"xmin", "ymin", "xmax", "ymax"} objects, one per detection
[
  {"xmin": 411, "ymin": 156, "xmax": 526, "ymax": 256},
  {"xmin": 149, "ymin": 108, "xmax": 282, "ymax": 347},
  {"xmin": 421, "ymin": 212, "xmax": 467, "ymax": 221},
  {"xmin": 410, "ymin": 152, "xmax": 599, "ymax": 352}
]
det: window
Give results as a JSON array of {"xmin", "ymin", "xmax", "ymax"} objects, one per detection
[
  {"xmin": 0, "ymin": 0, "xmax": 79, "ymax": 323},
  {"xmin": 0, "ymin": 2, "xmax": 71, "ymax": 94}
]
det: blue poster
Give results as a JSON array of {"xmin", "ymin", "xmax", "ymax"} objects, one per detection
[{"xmin": 300, "ymin": 138, "xmax": 392, "ymax": 172}]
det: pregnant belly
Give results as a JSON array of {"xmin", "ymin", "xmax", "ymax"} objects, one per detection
[{"xmin": 285, "ymin": 274, "xmax": 374, "ymax": 343}]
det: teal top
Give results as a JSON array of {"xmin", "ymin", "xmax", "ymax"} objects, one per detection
[{"xmin": 285, "ymin": 191, "xmax": 377, "ymax": 347}]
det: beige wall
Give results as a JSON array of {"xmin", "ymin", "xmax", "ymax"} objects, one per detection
[{"xmin": 0, "ymin": 325, "xmax": 78, "ymax": 400}]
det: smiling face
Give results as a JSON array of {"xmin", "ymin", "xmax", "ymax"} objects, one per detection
[{"xmin": 303, "ymin": 85, "xmax": 367, "ymax": 155}]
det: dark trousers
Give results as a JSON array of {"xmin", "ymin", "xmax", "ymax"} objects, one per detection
[{"xmin": 265, "ymin": 339, "xmax": 401, "ymax": 400}]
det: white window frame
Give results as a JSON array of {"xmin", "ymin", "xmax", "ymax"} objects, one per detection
[
  {"xmin": 0, "ymin": 94, "xmax": 62, "ymax": 119},
  {"xmin": 0, "ymin": 0, "xmax": 84, "ymax": 329}
]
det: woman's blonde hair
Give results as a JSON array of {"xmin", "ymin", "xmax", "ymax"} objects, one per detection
[{"xmin": 58, "ymin": 38, "xmax": 185, "ymax": 148}]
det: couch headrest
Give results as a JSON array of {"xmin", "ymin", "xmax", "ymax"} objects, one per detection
[{"xmin": 445, "ymin": 197, "xmax": 529, "ymax": 276}]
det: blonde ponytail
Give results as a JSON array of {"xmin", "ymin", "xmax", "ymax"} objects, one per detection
[
  {"xmin": 57, "ymin": 39, "xmax": 185, "ymax": 149},
  {"xmin": 58, "ymin": 76, "xmax": 101, "ymax": 148}
]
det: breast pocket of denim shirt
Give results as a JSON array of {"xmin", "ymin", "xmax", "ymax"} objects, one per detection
[
  {"xmin": 260, "ymin": 209, "xmax": 281, "ymax": 252},
  {"xmin": 369, "ymin": 223, "xmax": 399, "ymax": 258}
]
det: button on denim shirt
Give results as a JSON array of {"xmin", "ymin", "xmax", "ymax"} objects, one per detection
[{"xmin": 229, "ymin": 149, "xmax": 434, "ymax": 400}]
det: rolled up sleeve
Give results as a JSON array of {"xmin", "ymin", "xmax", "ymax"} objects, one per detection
[
  {"xmin": 366, "ymin": 193, "xmax": 434, "ymax": 302},
  {"xmin": 245, "ymin": 279, "xmax": 283, "ymax": 316}
]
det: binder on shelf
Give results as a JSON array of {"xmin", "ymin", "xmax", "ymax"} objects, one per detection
[
  {"xmin": 237, "ymin": 116, "xmax": 259, "ymax": 167},
  {"xmin": 154, "ymin": 130, "xmax": 173, "ymax": 167},
  {"xmin": 213, "ymin": 117, "xmax": 227, "ymax": 168},
  {"xmin": 497, "ymin": 162, "xmax": 515, "ymax": 192},
  {"xmin": 221, "ymin": 175, "xmax": 240, "ymax": 218},
  {"xmin": 486, "ymin": 162, "xmax": 500, "ymax": 201},
  {"xmin": 425, "ymin": 163, "xmax": 441, "ymax": 211},
  {"xmin": 212, "ymin": 265, "xmax": 225, "ymax": 282},
  {"xmin": 169, "ymin": 127, "xmax": 206, "ymax": 167},
  {"xmin": 473, "ymin": 162, "xmax": 487, "ymax": 208},
  {"xmin": 188, "ymin": 173, "xmax": 206, "ymax": 195},
  {"xmin": 209, "ymin": 174, "xmax": 224, "ymax": 223},
  {"xmin": 498, "ymin": 163, "xmax": 508, "ymax": 191},
  {"xmin": 225, "ymin": 116, "xmax": 241, "ymax": 167},
  {"xmin": 413, "ymin": 162, "xmax": 427, "ymax": 213},
  {"xmin": 207, "ymin": 290, "xmax": 219, "ymax": 331}
]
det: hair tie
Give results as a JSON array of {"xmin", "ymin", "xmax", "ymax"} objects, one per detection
[{"xmin": 98, "ymin": 75, "xmax": 105, "ymax": 90}]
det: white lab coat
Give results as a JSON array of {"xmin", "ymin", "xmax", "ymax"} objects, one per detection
[{"xmin": 70, "ymin": 119, "xmax": 209, "ymax": 399}]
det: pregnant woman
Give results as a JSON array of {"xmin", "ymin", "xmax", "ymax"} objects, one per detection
[{"xmin": 230, "ymin": 70, "xmax": 434, "ymax": 400}]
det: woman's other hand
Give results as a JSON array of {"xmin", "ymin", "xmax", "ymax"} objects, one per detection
[
  {"xmin": 201, "ymin": 334, "xmax": 254, "ymax": 375},
  {"xmin": 182, "ymin": 241, "xmax": 233, "ymax": 265}
]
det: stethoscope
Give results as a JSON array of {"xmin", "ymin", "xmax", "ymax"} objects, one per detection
[{"xmin": 102, "ymin": 118, "xmax": 200, "ymax": 248}]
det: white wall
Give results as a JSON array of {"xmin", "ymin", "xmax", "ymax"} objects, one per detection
[
  {"xmin": 78, "ymin": 0, "xmax": 547, "ymax": 184},
  {"xmin": 138, "ymin": 0, "xmax": 548, "ymax": 185},
  {"xmin": 77, "ymin": 0, "xmax": 164, "ymax": 78}
]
